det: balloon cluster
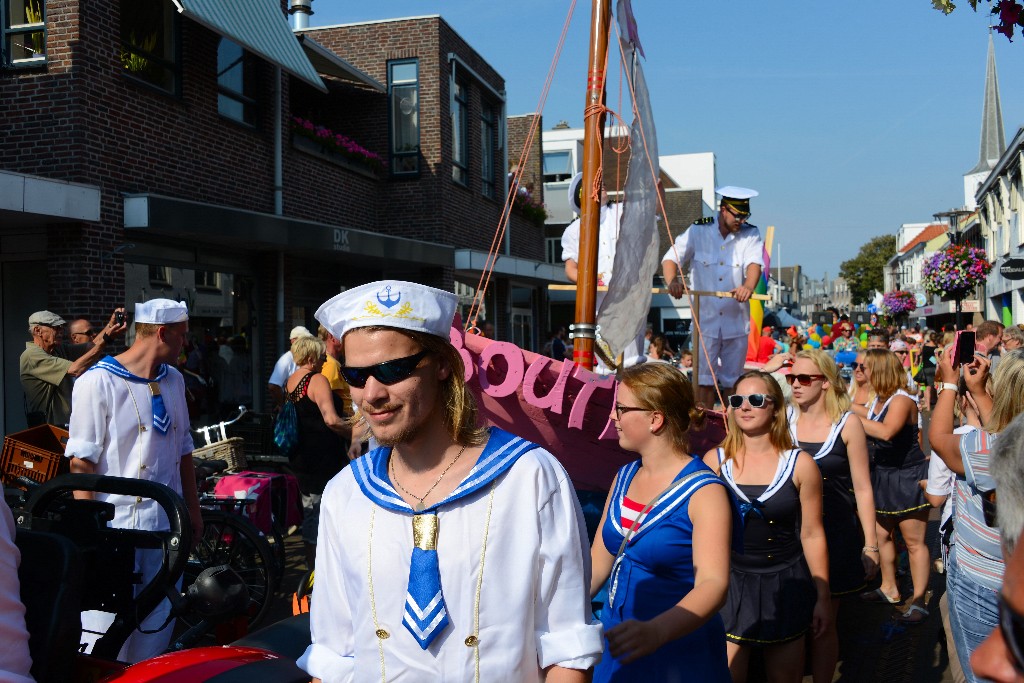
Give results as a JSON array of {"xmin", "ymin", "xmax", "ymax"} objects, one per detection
[{"xmin": 799, "ymin": 323, "xmax": 873, "ymax": 351}]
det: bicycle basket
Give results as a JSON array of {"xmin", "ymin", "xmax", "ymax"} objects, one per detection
[{"xmin": 192, "ymin": 437, "xmax": 248, "ymax": 471}]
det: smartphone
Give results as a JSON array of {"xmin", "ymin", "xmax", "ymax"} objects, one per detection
[
  {"xmin": 951, "ymin": 330, "xmax": 976, "ymax": 370},
  {"xmin": 115, "ymin": 311, "xmax": 126, "ymax": 326}
]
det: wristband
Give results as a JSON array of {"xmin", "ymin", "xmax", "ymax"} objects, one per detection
[
  {"xmin": 939, "ymin": 382, "xmax": 958, "ymax": 394},
  {"xmin": 98, "ymin": 333, "xmax": 110, "ymax": 345},
  {"xmin": 863, "ymin": 546, "xmax": 879, "ymax": 552}
]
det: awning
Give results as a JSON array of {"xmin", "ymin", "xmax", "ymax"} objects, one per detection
[
  {"xmin": 454, "ymin": 249, "xmax": 567, "ymax": 285},
  {"xmin": 123, "ymin": 194, "xmax": 452, "ymax": 268},
  {"xmin": 171, "ymin": 0, "xmax": 326, "ymax": 92},
  {"xmin": 298, "ymin": 35, "xmax": 384, "ymax": 92},
  {"xmin": 0, "ymin": 170, "xmax": 100, "ymax": 225}
]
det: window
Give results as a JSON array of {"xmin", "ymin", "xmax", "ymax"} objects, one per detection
[
  {"xmin": 196, "ymin": 270, "xmax": 221, "ymax": 291},
  {"xmin": 451, "ymin": 78, "xmax": 468, "ymax": 185},
  {"xmin": 388, "ymin": 60, "xmax": 419, "ymax": 175},
  {"xmin": 120, "ymin": 0, "xmax": 179, "ymax": 94},
  {"xmin": 149, "ymin": 265, "xmax": 171, "ymax": 287},
  {"xmin": 543, "ymin": 151, "xmax": 573, "ymax": 182},
  {"xmin": 217, "ymin": 38, "xmax": 256, "ymax": 126},
  {"xmin": 480, "ymin": 103, "xmax": 496, "ymax": 198},
  {"xmin": 546, "ymin": 237, "xmax": 562, "ymax": 264},
  {"xmin": 3, "ymin": 0, "xmax": 45, "ymax": 66}
]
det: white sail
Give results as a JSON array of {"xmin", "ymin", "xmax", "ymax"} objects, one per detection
[{"xmin": 597, "ymin": 0, "xmax": 660, "ymax": 365}]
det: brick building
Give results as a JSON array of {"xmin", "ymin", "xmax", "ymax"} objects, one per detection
[{"xmin": 0, "ymin": 1, "xmax": 554, "ymax": 432}]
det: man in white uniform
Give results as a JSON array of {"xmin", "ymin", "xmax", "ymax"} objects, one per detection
[
  {"xmin": 662, "ymin": 186, "xmax": 764, "ymax": 408},
  {"xmin": 66, "ymin": 298, "xmax": 203, "ymax": 663},
  {"xmin": 298, "ymin": 280, "xmax": 601, "ymax": 682},
  {"xmin": 561, "ymin": 173, "xmax": 646, "ymax": 371}
]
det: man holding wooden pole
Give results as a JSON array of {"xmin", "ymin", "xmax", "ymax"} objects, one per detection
[{"xmin": 661, "ymin": 186, "xmax": 764, "ymax": 408}]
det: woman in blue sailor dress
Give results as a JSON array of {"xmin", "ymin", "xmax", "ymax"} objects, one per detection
[
  {"xmin": 591, "ymin": 363, "xmax": 735, "ymax": 682},
  {"xmin": 704, "ymin": 371, "xmax": 830, "ymax": 683},
  {"xmin": 851, "ymin": 349, "xmax": 931, "ymax": 620},
  {"xmin": 787, "ymin": 350, "xmax": 879, "ymax": 683}
]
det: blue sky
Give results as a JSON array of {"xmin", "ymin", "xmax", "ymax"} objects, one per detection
[{"xmin": 311, "ymin": 1, "xmax": 1024, "ymax": 280}]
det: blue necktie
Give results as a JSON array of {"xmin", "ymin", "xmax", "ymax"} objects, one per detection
[
  {"xmin": 404, "ymin": 513, "xmax": 449, "ymax": 648},
  {"xmin": 93, "ymin": 357, "xmax": 170, "ymax": 433}
]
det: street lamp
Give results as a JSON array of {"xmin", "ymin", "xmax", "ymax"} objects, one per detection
[{"xmin": 934, "ymin": 209, "xmax": 973, "ymax": 330}]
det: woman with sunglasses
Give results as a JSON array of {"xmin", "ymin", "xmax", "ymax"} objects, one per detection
[
  {"xmin": 786, "ymin": 350, "xmax": 877, "ymax": 683},
  {"xmin": 848, "ymin": 351, "xmax": 872, "ymax": 407},
  {"xmin": 704, "ymin": 371, "xmax": 829, "ymax": 683},
  {"xmin": 851, "ymin": 349, "xmax": 930, "ymax": 622},
  {"xmin": 591, "ymin": 363, "xmax": 734, "ymax": 682},
  {"xmin": 930, "ymin": 349, "xmax": 1024, "ymax": 680}
]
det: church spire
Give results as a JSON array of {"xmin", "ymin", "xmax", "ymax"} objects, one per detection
[{"xmin": 967, "ymin": 33, "xmax": 1006, "ymax": 175}]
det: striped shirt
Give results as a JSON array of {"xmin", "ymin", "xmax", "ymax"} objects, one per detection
[
  {"xmin": 953, "ymin": 429, "xmax": 1005, "ymax": 591},
  {"xmin": 620, "ymin": 495, "xmax": 647, "ymax": 532}
]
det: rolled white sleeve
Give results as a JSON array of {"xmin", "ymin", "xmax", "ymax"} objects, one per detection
[
  {"xmin": 298, "ymin": 477, "xmax": 355, "ymax": 683},
  {"xmin": 739, "ymin": 229, "xmax": 765, "ymax": 271},
  {"xmin": 560, "ymin": 219, "xmax": 581, "ymax": 262},
  {"xmin": 66, "ymin": 371, "xmax": 107, "ymax": 462},
  {"xmin": 533, "ymin": 468, "xmax": 603, "ymax": 670},
  {"xmin": 662, "ymin": 230, "xmax": 693, "ymax": 269}
]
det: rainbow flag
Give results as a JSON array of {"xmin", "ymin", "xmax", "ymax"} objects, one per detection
[{"xmin": 747, "ymin": 227, "xmax": 772, "ymax": 361}]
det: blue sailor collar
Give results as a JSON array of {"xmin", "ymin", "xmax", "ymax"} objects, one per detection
[
  {"xmin": 350, "ymin": 426, "xmax": 537, "ymax": 513},
  {"xmin": 607, "ymin": 458, "xmax": 722, "ymax": 545}
]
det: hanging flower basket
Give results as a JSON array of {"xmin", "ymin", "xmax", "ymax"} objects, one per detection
[
  {"xmin": 880, "ymin": 290, "xmax": 917, "ymax": 316},
  {"xmin": 921, "ymin": 245, "xmax": 992, "ymax": 299}
]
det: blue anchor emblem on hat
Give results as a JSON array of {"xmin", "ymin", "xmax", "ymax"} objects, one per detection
[{"xmin": 377, "ymin": 285, "xmax": 401, "ymax": 309}]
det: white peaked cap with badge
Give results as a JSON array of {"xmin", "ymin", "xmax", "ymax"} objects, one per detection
[
  {"xmin": 715, "ymin": 186, "xmax": 759, "ymax": 200},
  {"xmin": 316, "ymin": 280, "xmax": 458, "ymax": 341},
  {"xmin": 135, "ymin": 298, "xmax": 189, "ymax": 324}
]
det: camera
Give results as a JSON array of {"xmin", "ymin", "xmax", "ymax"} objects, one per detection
[{"xmin": 115, "ymin": 311, "xmax": 126, "ymax": 326}]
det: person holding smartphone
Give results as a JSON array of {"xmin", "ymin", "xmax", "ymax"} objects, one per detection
[{"xmin": 930, "ymin": 347, "xmax": 1024, "ymax": 681}]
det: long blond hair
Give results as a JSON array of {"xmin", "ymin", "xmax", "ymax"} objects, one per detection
[
  {"xmin": 793, "ymin": 349, "xmax": 851, "ymax": 423},
  {"xmin": 987, "ymin": 349, "xmax": 1024, "ymax": 433},
  {"xmin": 619, "ymin": 363, "xmax": 705, "ymax": 454},
  {"xmin": 862, "ymin": 349, "xmax": 905, "ymax": 400},
  {"xmin": 721, "ymin": 371, "xmax": 793, "ymax": 462}
]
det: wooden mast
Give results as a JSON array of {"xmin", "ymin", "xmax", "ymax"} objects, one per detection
[{"xmin": 571, "ymin": 0, "xmax": 611, "ymax": 370}]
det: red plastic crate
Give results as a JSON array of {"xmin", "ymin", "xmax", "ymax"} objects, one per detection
[{"xmin": 1, "ymin": 424, "xmax": 70, "ymax": 486}]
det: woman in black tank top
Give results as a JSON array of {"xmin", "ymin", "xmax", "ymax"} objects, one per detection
[
  {"xmin": 851, "ymin": 349, "xmax": 931, "ymax": 622},
  {"xmin": 704, "ymin": 371, "xmax": 830, "ymax": 683},
  {"xmin": 787, "ymin": 350, "xmax": 878, "ymax": 683}
]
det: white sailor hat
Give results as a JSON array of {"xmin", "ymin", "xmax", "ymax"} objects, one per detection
[
  {"xmin": 316, "ymin": 280, "xmax": 458, "ymax": 341},
  {"xmin": 715, "ymin": 186, "xmax": 759, "ymax": 200},
  {"xmin": 135, "ymin": 298, "xmax": 189, "ymax": 324}
]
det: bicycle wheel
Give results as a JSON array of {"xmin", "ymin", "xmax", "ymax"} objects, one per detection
[
  {"xmin": 267, "ymin": 514, "xmax": 287, "ymax": 590},
  {"xmin": 184, "ymin": 510, "xmax": 275, "ymax": 631}
]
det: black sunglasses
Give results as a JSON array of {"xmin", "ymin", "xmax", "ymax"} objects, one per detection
[
  {"xmin": 727, "ymin": 393, "xmax": 773, "ymax": 409},
  {"xmin": 785, "ymin": 374, "xmax": 826, "ymax": 386},
  {"xmin": 341, "ymin": 350, "xmax": 429, "ymax": 388},
  {"xmin": 999, "ymin": 592, "xmax": 1024, "ymax": 674},
  {"xmin": 851, "ymin": 362, "xmax": 864, "ymax": 370}
]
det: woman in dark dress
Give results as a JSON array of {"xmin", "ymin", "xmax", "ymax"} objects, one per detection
[
  {"xmin": 284, "ymin": 336, "xmax": 350, "ymax": 568},
  {"xmin": 704, "ymin": 371, "xmax": 830, "ymax": 683},
  {"xmin": 590, "ymin": 363, "xmax": 734, "ymax": 682},
  {"xmin": 787, "ymin": 350, "xmax": 878, "ymax": 683},
  {"xmin": 851, "ymin": 349, "xmax": 930, "ymax": 622}
]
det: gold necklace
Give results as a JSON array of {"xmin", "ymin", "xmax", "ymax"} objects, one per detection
[{"xmin": 390, "ymin": 445, "xmax": 467, "ymax": 512}]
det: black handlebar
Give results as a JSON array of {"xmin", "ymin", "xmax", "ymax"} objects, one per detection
[{"xmin": 16, "ymin": 473, "xmax": 192, "ymax": 659}]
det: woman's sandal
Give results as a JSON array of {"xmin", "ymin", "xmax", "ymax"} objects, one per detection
[
  {"xmin": 899, "ymin": 604, "xmax": 929, "ymax": 624},
  {"xmin": 859, "ymin": 587, "xmax": 903, "ymax": 604}
]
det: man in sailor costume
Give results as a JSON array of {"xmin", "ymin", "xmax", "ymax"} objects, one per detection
[
  {"xmin": 662, "ymin": 186, "xmax": 765, "ymax": 408},
  {"xmin": 298, "ymin": 280, "xmax": 602, "ymax": 682},
  {"xmin": 65, "ymin": 298, "xmax": 203, "ymax": 662}
]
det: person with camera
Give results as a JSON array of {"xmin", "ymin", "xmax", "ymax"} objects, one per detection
[
  {"xmin": 20, "ymin": 308, "xmax": 127, "ymax": 427},
  {"xmin": 930, "ymin": 345, "xmax": 1024, "ymax": 681}
]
